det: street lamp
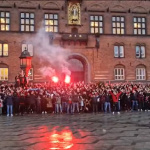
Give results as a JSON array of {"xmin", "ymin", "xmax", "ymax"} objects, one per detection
[
  {"xmin": 19, "ymin": 47, "xmax": 32, "ymax": 86},
  {"xmin": 95, "ymin": 33, "xmax": 100, "ymax": 57}
]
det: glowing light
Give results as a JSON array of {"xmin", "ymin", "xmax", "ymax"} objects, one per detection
[
  {"xmin": 49, "ymin": 20, "xmax": 53, "ymax": 25},
  {"xmin": 64, "ymin": 75, "xmax": 71, "ymax": 84},
  {"xmin": 134, "ymin": 23, "xmax": 141, "ymax": 28},
  {"xmin": 52, "ymin": 76, "xmax": 59, "ymax": 83},
  {"xmin": 50, "ymin": 130, "xmax": 74, "ymax": 150},
  {"xmin": 1, "ymin": 18, "xmax": 5, "ymax": 23}
]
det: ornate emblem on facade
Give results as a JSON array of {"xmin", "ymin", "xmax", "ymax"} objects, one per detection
[{"xmin": 68, "ymin": 2, "xmax": 81, "ymax": 25}]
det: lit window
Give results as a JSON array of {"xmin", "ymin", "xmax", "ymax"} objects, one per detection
[
  {"xmin": 0, "ymin": 12, "xmax": 10, "ymax": 31},
  {"xmin": 0, "ymin": 68, "xmax": 8, "ymax": 80},
  {"xmin": 90, "ymin": 15, "xmax": 103, "ymax": 34},
  {"xmin": 114, "ymin": 68, "xmax": 125, "ymax": 80},
  {"xmin": 114, "ymin": 46, "xmax": 124, "ymax": 58},
  {"xmin": 44, "ymin": 14, "xmax": 58, "ymax": 32},
  {"xmin": 20, "ymin": 12, "xmax": 35, "ymax": 32},
  {"xmin": 28, "ymin": 68, "xmax": 33, "ymax": 80},
  {"xmin": 133, "ymin": 17, "xmax": 146, "ymax": 35},
  {"xmin": 0, "ymin": 43, "xmax": 8, "ymax": 57},
  {"xmin": 136, "ymin": 67, "xmax": 146, "ymax": 80},
  {"xmin": 136, "ymin": 45, "xmax": 145, "ymax": 58},
  {"xmin": 112, "ymin": 16, "xmax": 125, "ymax": 34},
  {"xmin": 22, "ymin": 44, "xmax": 33, "ymax": 56}
]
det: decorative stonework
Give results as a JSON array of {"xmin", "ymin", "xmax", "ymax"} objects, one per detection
[
  {"xmin": 43, "ymin": 2, "xmax": 60, "ymax": 10},
  {"xmin": 68, "ymin": 2, "xmax": 81, "ymax": 25}
]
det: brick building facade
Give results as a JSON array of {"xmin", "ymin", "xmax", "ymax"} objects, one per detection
[{"xmin": 0, "ymin": 0, "xmax": 150, "ymax": 83}]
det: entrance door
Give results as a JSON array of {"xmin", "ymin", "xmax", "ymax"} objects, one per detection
[{"xmin": 68, "ymin": 59, "xmax": 84, "ymax": 82}]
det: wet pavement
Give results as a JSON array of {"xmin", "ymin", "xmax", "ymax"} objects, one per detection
[{"xmin": 0, "ymin": 112, "xmax": 150, "ymax": 150}]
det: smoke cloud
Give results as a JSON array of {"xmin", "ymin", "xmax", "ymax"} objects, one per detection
[
  {"xmin": 28, "ymin": 27, "xmax": 71, "ymax": 78},
  {"xmin": 68, "ymin": 59, "xmax": 83, "ymax": 71}
]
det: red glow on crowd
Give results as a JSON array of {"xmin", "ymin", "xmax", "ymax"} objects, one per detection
[
  {"xmin": 64, "ymin": 75, "xmax": 71, "ymax": 84},
  {"xmin": 52, "ymin": 76, "xmax": 59, "ymax": 83}
]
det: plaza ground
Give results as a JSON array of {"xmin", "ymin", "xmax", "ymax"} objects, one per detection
[{"xmin": 0, "ymin": 112, "xmax": 150, "ymax": 150}]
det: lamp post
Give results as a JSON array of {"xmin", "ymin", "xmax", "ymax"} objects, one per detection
[
  {"xmin": 19, "ymin": 47, "xmax": 32, "ymax": 86},
  {"xmin": 95, "ymin": 33, "xmax": 100, "ymax": 57}
]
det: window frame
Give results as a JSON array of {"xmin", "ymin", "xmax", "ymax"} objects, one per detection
[
  {"xmin": 0, "ymin": 11, "xmax": 10, "ymax": 31},
  {"xmin": 135, "ymin": 45, "xmax": 145, "ymax": 58},
  {"xmin": 20, "ymin": 12, "xmax": 35, "ymax": 32},
  {"xmin": 0, "ymin": 68, "xmax": 8, "ymax": 81},
  {"xmin": 112, "ymin": 16, "xmax": 125, "ymax": 35},
  {"xmin": 114, "ymin": 67, "xmax": 125, "ymax": 80},
  {"xmin": 133, "ymin": 17, "xmax": 146, "ymax": 35},
  {"xmin": 89, "ymin": 15, "xmax": 104, "ymax": 34},
  {"xmin": 114, "ymin": 45, "xmax": 124, "ymax": 58},
  {"xmin": 0, "ymin": 43, "xmax": 8, "ymax": 57},
  {"xmin": 44, "ymin": 13, "xmax": 59, "ymax": 33},
  {"xmin": 136, "ymin": 67, "xmax": 146, "ymax": 80}
]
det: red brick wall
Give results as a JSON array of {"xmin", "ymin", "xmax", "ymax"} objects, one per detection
[{"xmin": 0, "ymin": 0, "xmax": 150, "ymax": 82}]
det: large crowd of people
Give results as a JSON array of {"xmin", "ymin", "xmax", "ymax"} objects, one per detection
[{"xmin": 0, "ymin": 81, "xmax": 150, "ymax": 116}]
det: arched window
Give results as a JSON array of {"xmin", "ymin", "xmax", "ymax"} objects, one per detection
[
  {"xmin": 114, "ymin": 45, "xmax": 124, "ymax": 58},
  {"xmin": 135, "ymin": 45, "xmax": 145, "ymax": 58},
  {"xmin": 114, "ymin": 65, "xmax": 125, "ymax": 80},
  {"xmin": 136, "ymin": 65, "xmax": 146, "ymax": 80},
  {"xmin": 0, "ymin": 63, "xmax": 8, "ymax": 81}
]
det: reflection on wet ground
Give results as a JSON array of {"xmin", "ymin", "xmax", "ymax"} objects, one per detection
[
  {"xmin": 25, "ymin": 125, "xmax": 94, "ymax": 150},
  {"xmin": 0, "ymin": 112, "xmax": 150, "ymax": 150},
  {"xmin": 33, "ymin": 126, "xmax": 74, "ymax": 149}
]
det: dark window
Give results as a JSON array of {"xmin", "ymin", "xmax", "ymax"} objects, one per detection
[
  {"xmin": 133, "ymin": 17, "xmax": 146, "ymax": 35},
  {"xmin": 90, "ymin": 15, "xmax": 103, "ymax": 34},
  {"xmin": 20, "ymin": 12, "xmax": 35, "ymax": 32},
  {"xmin": 112, "ymin": 16, "xmax": 125, "ymax": 34},
  {"xmin": 44, "ymin": 14, "xmax": 58, "ymax": 32}
]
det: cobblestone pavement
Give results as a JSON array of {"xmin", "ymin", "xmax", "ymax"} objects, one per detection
[{"xmin": 0, "ymin": 112, "xmax": 150, "ymax": 150}]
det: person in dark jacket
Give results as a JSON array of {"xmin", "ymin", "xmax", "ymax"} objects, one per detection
[
  {"xmin": 19, "ymin": 93, "xmax": 25, "ymax": 115},
  {"xmin": 26, "ymin": 92, "xmax": 31, "ymax": 114},
  {"xmin": 91, "ymin": 92, "xmax": 99, "ymax": 114},
  {"xmin": 138, "ymin": 91, "xmax": 144, "ymax": 111},
  {"xmin": 15, "ymin": 74, "xmax": 20, "ymax": 88},
  {"xmin": 41, "ymin": 95, "xmax": 48, "ymax": 114},
  {"xmin": 5, "ymin": 93, "xmax": 13, "ymax": 116},
  {"xmin": 104, "ymin": 91, "xmax": 111, "ymax": 113},
  {"xmin": 29, "ymin": 92, "xmax": 36, "ymax": 113},
  {"xmin": 72, "ymin": 92, "xmax": 80, "ymax": 114},
  {"xmin": 36, "ymin": 94, "xmax": 41, "ymax": 114},
  {"xmin": 130, "ymin": 90, "xmax": 138, "ymax": 111},
  {"xmin": 13, "ymin": 91, "xmax": 19, "ymax": 115}
]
